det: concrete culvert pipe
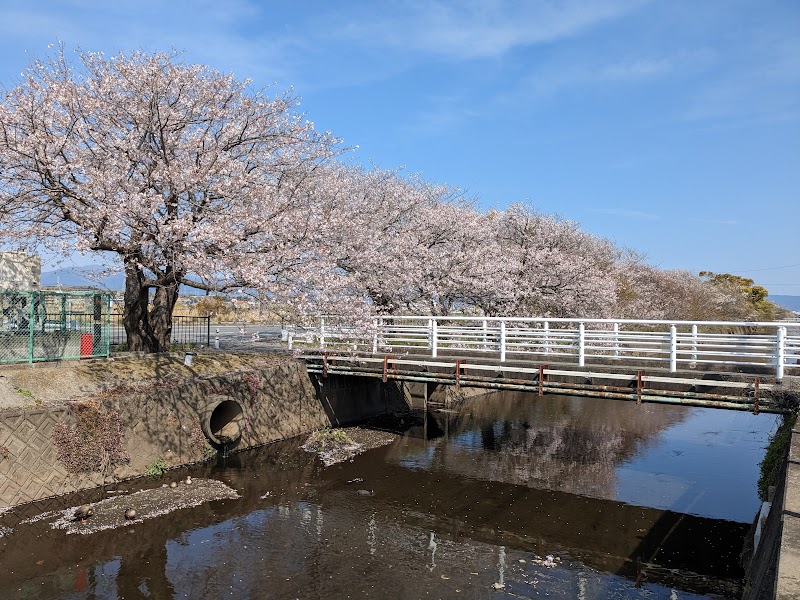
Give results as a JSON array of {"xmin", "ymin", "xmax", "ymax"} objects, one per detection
[{"xmin": 201, "ymin": 397, "xmax": 245, "ymax": 445}]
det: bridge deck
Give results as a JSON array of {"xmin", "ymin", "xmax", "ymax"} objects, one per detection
[{"xmin": 302, "ymin": 351, "xmax": 794, "ymax": 413}]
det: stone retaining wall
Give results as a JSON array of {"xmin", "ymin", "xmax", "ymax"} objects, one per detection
[{"xmin": 0, "ymin": 356, "xmax": 404, "ymax": 510}]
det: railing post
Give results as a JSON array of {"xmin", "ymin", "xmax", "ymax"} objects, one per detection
[
  {"xmin": 372, "ymin": 318, "xmax": 378, "ymax": 354},
  {"xmin": 482, "ymin": 319, "xmax": 488, "ymax": 351},
  {"xmin": 578, "ymin": 322, "xmax": 585, "ymax": 367},
  {"xmin": 319, "ymin": 317, "xmax": 326, "ymax": 351},
  {"xmin": 613, "ymin": 322, "xmax": 619, "ymax": 358},
  {"xmin": 669, "ymin": 324, "xmax": 678, "ymax": 372},
  {"xmin": 543, "ymin": 321, "xmax": 550, "ymax": 354},
  {"xmin": 500, "ymin": 320, "xmax": 506, "ymax": 362},
  {"xmin": 691, "ymin": 324, "xmax": 698, "ymax": 364},
  {"xmin": 776, "ymin": 326, "xmax": 786, "ymax": 380},
  {"xmin": 427, "ymin": 319, "xmax": 433, "ymax": 350},
  {"xmin": 431, "ymin": 319, "xmax": 438, "ymax": 358}
]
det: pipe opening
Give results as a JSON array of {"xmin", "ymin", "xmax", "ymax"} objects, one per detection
[{"xmin": 202, "ymin": 398, "xmax": 244, "ymax": 445}]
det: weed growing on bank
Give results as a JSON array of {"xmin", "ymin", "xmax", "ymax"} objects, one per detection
[
  {"xmin": 145, "ymin": 458, "xmax": 169, "ymax": 478},
  {"xmin": 52, "ymin": 401, "xmax": 128, "ymax": 474},
  {"xmin": 758, "ymin": 412, "xmax": 797, "ymax": 501}
]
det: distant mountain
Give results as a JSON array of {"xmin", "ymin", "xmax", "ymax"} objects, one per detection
[
  {"xmin": 771, "ymin": 295, "xmax": 800, "ymax": 312},
  {"xmin": 41, "ymin": 265, "xmax": 125, "ymax": 290},
  {"xmin": 41, "ymin": 266, "xmax": 206, "ymax": 295}
]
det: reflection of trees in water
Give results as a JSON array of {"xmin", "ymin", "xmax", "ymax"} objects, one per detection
[{"xmin": 429, "ymin": 392, "xmax": 689, "ymax": 500}]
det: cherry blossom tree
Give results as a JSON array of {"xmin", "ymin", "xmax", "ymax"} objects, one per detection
[
  {"xmin": 320, "ymin": 165, "xmax": 503, "ymax": 317},
  {"xmin": 0, "ymin": 48, "xmax": 341, "ymax": 351},
  {"xmin": 612, "ymin": 254, "xmax": 752, "ymax": 321},
  {"xmin": 477, "ymin": 205, "xmax": 618, "ymax": 318}
]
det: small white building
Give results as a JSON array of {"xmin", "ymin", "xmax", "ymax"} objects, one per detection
[{"xmin": 0, "ymin": 251, "xmax": 41, "ymax": 292}]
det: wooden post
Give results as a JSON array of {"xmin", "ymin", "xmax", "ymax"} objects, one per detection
[
  {"xmin": 636, "ymin": 370, "xmax": 644, "ymax": 404},
  {"xmin": 753, "ymin": 376, "xmax": 760, "ymax": 415},
  {"xmin": 538, "ymin": 364, "xmax": 548, "ymax": 397}
]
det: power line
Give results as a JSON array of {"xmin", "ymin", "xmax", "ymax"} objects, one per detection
[{"xmin": 737, "ymin": 263, "xmax": 800, "ymax": 273}]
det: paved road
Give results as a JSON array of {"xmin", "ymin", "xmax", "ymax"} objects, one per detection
[{"xmin": 208, "ymin": 324, "xmax": 289, "ymax": 352}]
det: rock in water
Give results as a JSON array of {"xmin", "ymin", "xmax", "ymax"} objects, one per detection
[{"xmin": 124, "ymin": 509, "xmax": 137, "ymax": 520}]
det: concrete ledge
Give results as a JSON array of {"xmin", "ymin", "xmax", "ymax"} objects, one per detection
[{"xmin": 777, "ymin": 426, "xmax": 800, "ymax": 599}]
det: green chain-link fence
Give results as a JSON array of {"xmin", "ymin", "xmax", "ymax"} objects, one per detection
[{"xmin": 0, "ymin": 291, "xmax": 111, "ymax": 363}]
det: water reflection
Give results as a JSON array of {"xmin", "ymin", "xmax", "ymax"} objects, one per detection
[
  {"xmin": 0, "ymin": 392, "xmax": 774, "ymax": 599},
  {"xmin": 392, "ymin": 392, "xmax": 775, "ymax": 522}
]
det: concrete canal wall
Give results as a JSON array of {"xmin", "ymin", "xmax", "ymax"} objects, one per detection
[
  {"xmin": 742, "ymin": 417, "xmax": 800, "ymax": 600},
  {"xmin": 776, "ymin": 426, "xmax": 800, "ymax": 599},
  {"xmin": 0, "ymin": 353, "xmax": 407, "ymax": 509}
]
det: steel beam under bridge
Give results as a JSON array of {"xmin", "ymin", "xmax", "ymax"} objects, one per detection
[{"xmin": 302, "ymin": 352, "xmax": 792, "ymax": 414}]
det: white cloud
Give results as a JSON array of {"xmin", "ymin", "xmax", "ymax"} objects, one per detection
[
  {"xmin": 331, "ymin": 0, "xmax": 650, "ymax": 60},
  {"xmin": 590, "ymin": 208, "xmax": 660, "ymax": 221}
]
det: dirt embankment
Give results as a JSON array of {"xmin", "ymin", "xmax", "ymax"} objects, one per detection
[{"xmin": 0, "ymin": 352, "xmax": 292, "ymax": 410}]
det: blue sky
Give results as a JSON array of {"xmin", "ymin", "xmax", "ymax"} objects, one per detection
[{"xmin": 1, "ymin": 0, "xmax": 798, "ymax": 295}]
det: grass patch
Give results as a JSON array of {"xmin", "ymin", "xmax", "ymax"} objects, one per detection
[
  {"xmin": 304, "ymin": 427, "xmax": 354, "ymax": 453},
  {"xmin": 14, "ymin": 386, "xmax": 32, "ymax": 398},
  {"xmin": 758, "ymin": 413, "xmax": 797, "ymax": 501},
  {"xmin": 145, "ymin": 458, "xmax": 169, "ymax": 478}
]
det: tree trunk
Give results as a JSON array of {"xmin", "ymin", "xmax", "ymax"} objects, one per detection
[
  {"xmin": 123, "ymin": 260, "xmax": 157, "ymax": 352},
  {"xmin": 150, "ymin": 276, "xmax": 180, "ymax": 353},
  {"xmin": 122, "ymin": 260, "xmax": 180, "ymax": 353}
]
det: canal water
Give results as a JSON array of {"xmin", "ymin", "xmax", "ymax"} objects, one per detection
[{"xmin": 0, "ymin": 392, "xmax": 779, "ymax": 599}]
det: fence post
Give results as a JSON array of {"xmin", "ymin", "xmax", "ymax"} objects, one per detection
[
  {"xmin": 482, "ymin": 319, "xmax": 488, "ymax": 350},
  {"xmin": 669, "ymin": 324, "xmax": 677, "ymax": 372},
  {"xmin": 690, "ymin": 324, "xmax": 698, "ymax": 365},
  {"xmin": 28, "ymin": 292, "xmax": 34, "ymax": 362},
  {"xmin": 319, "ymin": 317, "xmax": 326, "ymax": 351},
  {"xmin": 104, "ymin": 295, "xmax": 111, "ymax": 357},
  {"xmin": 776, "ymin": 326, "xmax": 786, "ymax": 380},
  {"xmin": 500, "ymin": 320, "xmax": 506, "ymax": 362},
  {"xmin": 372, "ymin": 318, "xmax": 378, "ymax": 354},
  {"xmin": 613, "ymin": 322, "xmax": 619, "ymax": 358},
  {"xmin": 578, "ymin": 322, "xmax": 585, "ymax": 367},
  {"xmin": 431, "ymin": 319, "xmax": 438, "ymax": 358},
  {"xmin": 428, "ymin": 319, "xmax": 433, "ymax": 350},
  {"xmin": 206, "ymin": 317, "xmax": 211, "ymax": 347}
]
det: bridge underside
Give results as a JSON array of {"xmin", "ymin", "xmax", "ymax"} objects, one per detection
[{"xmin": 303, "ymin": 351, "xmax": 796, "ymax": 414}]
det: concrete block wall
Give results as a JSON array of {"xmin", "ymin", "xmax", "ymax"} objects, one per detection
[{"xmin": 0, "ymin": 360, "xmax": 333, "ymax": 509}]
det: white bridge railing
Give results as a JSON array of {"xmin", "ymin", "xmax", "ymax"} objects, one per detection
[{"xmin": 288, "ymin": 316, "xmax": 800, "ymax": 379}]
